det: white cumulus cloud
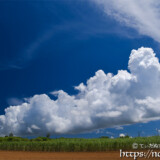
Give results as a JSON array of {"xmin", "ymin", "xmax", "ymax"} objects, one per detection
[
  {"xmin": 92, "ymin": 0, "xmax": 160, "ymax": 42},
  {"xmin": 0, "ymin": 47, "xmax": 160, "ymax": 136}
]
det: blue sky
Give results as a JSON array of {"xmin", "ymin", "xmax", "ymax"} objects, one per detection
[{"xmin": 1, "ymin": 0, "xmax": 160, "ymax": 138}]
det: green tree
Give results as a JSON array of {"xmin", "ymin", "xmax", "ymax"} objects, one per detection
[
  {"xmin": 9, "ymin": 133, "xmax": 13, "ymax": 137},
  {"xmin": 46, "ymin": 133, "xmax": 50, "ymax": 139}
]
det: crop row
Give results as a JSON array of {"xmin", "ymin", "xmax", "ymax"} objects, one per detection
[{"xmin": 0, "ymin": 136, "xmax": 159, "ymax": 151}]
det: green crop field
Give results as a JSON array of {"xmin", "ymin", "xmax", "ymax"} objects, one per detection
[{"xmin": 0, "ymin": 136, "xmax": 159, "ymax": 151}]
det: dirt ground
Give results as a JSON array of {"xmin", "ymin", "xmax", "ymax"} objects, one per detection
[{"xmin": 0, "ymin": 151, "xmax": 154, "ymax": 160}]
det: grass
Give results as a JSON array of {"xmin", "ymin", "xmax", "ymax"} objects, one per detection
[{"xmin": 0, "ymin": 136, "xmax": 159, "ymax": 151}]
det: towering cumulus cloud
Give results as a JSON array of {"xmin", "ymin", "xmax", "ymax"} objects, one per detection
[
  {"xmin": 92, "ymin": 0, "xmax": 160, "ymax": 42},
  {"xmin": 0, "ymin": 47, "xmax": 160, "ymax": 136}
]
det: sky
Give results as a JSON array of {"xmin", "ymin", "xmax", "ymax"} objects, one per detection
[{"xmin": 0, "ymin": 0, "xmax": 160, "ymax": 138}]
